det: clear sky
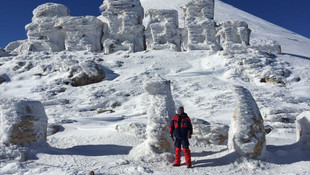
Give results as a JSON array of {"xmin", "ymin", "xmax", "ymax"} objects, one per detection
[{"xmin": 0, "ymin": 0, "xmax": 309, "ymax": 48}]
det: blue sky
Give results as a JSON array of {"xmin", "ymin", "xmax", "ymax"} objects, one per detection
[{"xmin": 0, "ymin": 0, "xmax": 309, "ymax": 48}]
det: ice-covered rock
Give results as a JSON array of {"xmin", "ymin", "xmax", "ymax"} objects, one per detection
[
  {"xmin": 228, "ymin": 86, "xmax": 266, "ymax": 158},
  {"xmin": 216, "ymin": 21, "xmax": 251, "ymax": 50},
  {"xmin": 54, "ymin": 16, "xmax": 104, "ymax": 52},
  {"xmin": 145, "ymin": 9, "xmax": 181, "ymax": 51},
  {"xmin": 0, "ymin": 49, "xmax": 11, "ymax": 57},
  {"xmin": 129, "ymin": 76, "xmax": 175, "ymax": 161},
  {"xmin": 100, "ymin": 0, "xmax": 145, "ymax": 53},
  {"xmin": 24, "ymin": 3, "xmax": 69, "ymax": 52},
  {"xmin": 68, "ymin": 60, "xmax": 106, "ymax": 87},
  {"xmin": 0, "ymin": 74, "xmax": 10, "ymax": 84},
  {"xmin": 191, "ymin": 118, "xmax": 229, "ymax": 146},
  {"xmin": 116, "ymin": 122, "xmax": 146, "ymax": 139},
  {"xmin": 182, "ymin": 0, "xmax": 220, "ymax": 51},
  {"xmin": 0, "ymin": 98, "xmax": 48, "ymax": 146},
  {"xmin": 296, "ymin": 111, "xmax": 310, "ymax": 147}
]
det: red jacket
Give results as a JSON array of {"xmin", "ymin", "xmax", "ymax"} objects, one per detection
[{"xmin": 169, "ymin": 113, "xmax": 193, "ymax": 139}]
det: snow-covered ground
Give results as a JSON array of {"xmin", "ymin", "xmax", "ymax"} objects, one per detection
[{"xmin": 1, "ymin": 0, "xmax": 310, "ymax": 174}]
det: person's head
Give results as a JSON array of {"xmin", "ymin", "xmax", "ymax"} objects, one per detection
[{"xmin": 178, "ymin": 106, "xmax": 184, "ymax": 115}]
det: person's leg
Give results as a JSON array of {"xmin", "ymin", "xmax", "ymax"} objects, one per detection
[
  {"xmin": 182, "ymin": 139, "xmax": 192, "ymax": 167},
  {"xmin": 174, "ymin": 139, "xmax": 181, "ymax": 166}
]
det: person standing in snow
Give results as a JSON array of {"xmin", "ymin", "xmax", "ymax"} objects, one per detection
[{"xmin": 169, "ymin": 106, "xmax": 193, "ymax": 168}]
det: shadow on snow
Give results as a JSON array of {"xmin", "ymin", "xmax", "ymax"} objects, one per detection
[{"xmin": 37, "ymin": 144, "xmax": 132, "ymax": 157}]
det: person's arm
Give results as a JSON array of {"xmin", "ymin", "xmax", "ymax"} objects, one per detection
[{"xmin": 188, "ymin": 117, "xmax": 193, "ymax": 138}]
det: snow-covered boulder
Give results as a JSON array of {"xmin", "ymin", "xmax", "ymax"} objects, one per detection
[
  {"xmin": 216, "ymin": 21, "xmax": 251, "ymax": 50},
  {"xmin": 145, "ymin": 9, "xmax": 181, "ymax": 51},
  {"xmin": 100, "ymin": 0, "xmax": 145, "ymax": 53},
  {"xmin": 0, "ymin": 98, "xmax": 48, "ymax": 146},
  {"xmin": 0, "ymin": 74, "xmax": 10, "ymax": 84},
  {"xmin": 228, "ymin": 86, "xmax": 266, "ymax": 158},
  {"xmin": 68, "ymin": 60, "xmax": 106, "ymax": 87},
  {"xmin": 0, "ymin": 48, "xmax": 11, "ymax": 57},
  {"xmin": 24, "ymin": 3, "xmax": 69, "ymax": 52},
  {"xmin": 129, "ymin": 76, "xmax": 175, "ymax": 162},
  {"xmin": 191, "ymin": 118, "xmax": 229, "ymax": 146},
  {"xmin": 182, "ymin": 0, "xmax": 220, "ymax": 51},
  {"xmin": 54, "ymin": 16, "xmax": 104, "ymax": 52},
  {"xmin": 296, "ymin": 111, "xmax": 310, "ymax": 147}
]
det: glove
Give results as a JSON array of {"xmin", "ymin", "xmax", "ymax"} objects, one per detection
[{"xmin": 188, "ymin": 134, "xmax": 192, "ymax": 139}]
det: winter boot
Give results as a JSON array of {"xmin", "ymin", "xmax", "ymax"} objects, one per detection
[
  {"xmin": 174, "ymin": 147, "xmax": 181, "ymax": 166},
  {"xmin": 183, "ymin": 148, "xmax": 192, "ymax": 167}
]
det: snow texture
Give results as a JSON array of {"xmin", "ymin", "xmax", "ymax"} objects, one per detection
[
  {"xmin": 182, "ymin": 0, "xmax": 220, "ymax": 51},
  {"xmin": 130, "ymin": 76, "xmax": 175, "ymax": 161},
  {"xmin": 145, "ymin": 9, "xmax": 181, "ymax": 51},
  {"xmin": 228, "ymin": 86, "xmax": 266, "ymax": 158},
  {"xmin": 296, "ymin": 111, "xmax": 310, "ymax": 147},
  {"xmin": 100, "ymin": 0, "xmax": 145, "ymax": 53},
  {"xmin": 0, "ymin": 98, "xmax": 48, "ymax": 145}
]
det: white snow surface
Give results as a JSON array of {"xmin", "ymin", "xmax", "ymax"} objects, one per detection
[{"xmin": 0, "ymin": 0, "xmax": 310, "ymax": 174}]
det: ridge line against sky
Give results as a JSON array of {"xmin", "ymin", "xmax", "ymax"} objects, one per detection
[{"xmin": 0, "ymin": 0, "xmax": 309, "ymax": 48}]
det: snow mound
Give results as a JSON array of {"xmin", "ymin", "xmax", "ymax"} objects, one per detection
[
  {"xmin": 228, "ymin": 86, "xmax": 266, "ymax": 158},
  {"xmin": 296, "ymin": 111, "xmax": 310, "ymax": 147}
]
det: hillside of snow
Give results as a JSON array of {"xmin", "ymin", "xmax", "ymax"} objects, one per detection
[{"xmin": 1, "ymin": 0, "xmax": 310, "ymax": 174}]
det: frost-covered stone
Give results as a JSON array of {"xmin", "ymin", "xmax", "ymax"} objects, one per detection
[
  {"xmin": 0, "ymin": 74, "xmax": 10, "ymax": 84},
  {"xmin": 130, "ymin": 76, "xmax": 175, "ymax": 161},
  {"xmin": 54, "ymin": 16, "xmax": 104, "ymax": 52},
  {"xmin": 24, "ymin": 3, "xmax": 69, "ymax": 52},
  {"xmin": 0, "ymin": 98, "xmax": 48, "ymax": 146},
  {"xmin": 68, "ymin": 60, "xmax": 106, "ymax": 86},
  {"xmin": 0, "ymin": 49, "xmax": 11, "ymax": 57},
  {"xmin": 182, "ymin": 0, "xmax": 220, "ymax": 51},
  {"xmin": 191, "ymin": 118, "xmax": 229, "ymax": 146},
  {"xmin": 228, "ymin": 86, "xmax": 266, "ymax": 158},
  {"xmin": 100, "ymin": 0, "xmax": 145, "ymax": 53},
  {"xmin": 145, "ymin": 9, "xmax": 181, "ymax": 51},
  {"xmin": 216, "ymin": 21, "xmax": 251, "ymax": 50},
  {"xmin": 296, "ymin": 111, "xmax": 310, "ymax": 147},
  {"xmin": 32, "ymin": 3, "xmax": 69, "ymax": 18},
  {"xmin": 116, "ymin": 123, "xmax": 146, "ymax": 139}
]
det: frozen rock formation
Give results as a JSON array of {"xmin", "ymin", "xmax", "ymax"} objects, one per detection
[
  {"xmin": 296, "ymin": 111, "xmax": 310, "ymax": 147},
  {"xmin": 191, "ymin": 118, "xmax": 229, "ymax": 146},
  {"xmin": 0, "ymin": 74, "xmax": 10, "ymax": 84},
  {"xmin": 129, "ymin": 76, "xmax": 175, "ymax": 162},
  {"xmin": 24, "ymin": 3, "xmax": 69, "ymax": 52},
  {"xmin": 54, "ymin": 16, "xmax": 104, "ymax": 52},
  {"xmin": 100, "ymin": 0, "xmax": 145, "ymax": 54},
  {"xmin": 145, "ymin": 9, "xmax": 181, "ymax": 51},
  {"xmin": 67, "ymin": 60, "xmax": 106, "ymax": 87},
  {"xmin": 228, "ymin": 86, "xmax": 266, "ymax": 158},
  {"xmin": 182, "ymin": 0, "xmax": 220, "ymax": 51},
  {"xmin": 0, "ymin": 98, "xmax": 48, "ymax": 146},
  {"xmin": 216, "ymin": 21, "xmax": 251, "ymax": 50}
]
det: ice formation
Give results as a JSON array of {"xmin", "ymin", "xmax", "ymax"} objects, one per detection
[
  {"xmin": 296, "ymin": 111, "xmax": 310, "ymax": 147},
  {"xmin": 129, "ymin": 76, "xmax": 175, "ymax": 161},
  {"xmin": 0, "ymin": 98, "xmax": 48, "ymax": 146},
  {"xmin": 145, "ymin": 9, "xmax": 181, "ymax": 51},
  {"xmin": 100, "ymin": 0, "xmax": 145, "ymax": 54},
  {"xmin": 216, "ymin": 21, "xmax": 251, "ymax": 50},
  {"xmin": 182, "ymin": 0, "xmax": 220, "ymax": 51},
  {"xmin": 4, "ymin": 0, "xmax": 282, "ymax": 55},
  {"xmin": 54, "ymin": 16, "xmax": 104, "ymax": 52},
  {"xmin": 228, "ymin": 86, "xmax": 266, "ymax": 158}
]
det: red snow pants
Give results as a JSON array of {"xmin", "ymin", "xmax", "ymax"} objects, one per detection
[{"xmin": 174, "ymin": 148, "xmax": 192, "ymax": 166}]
